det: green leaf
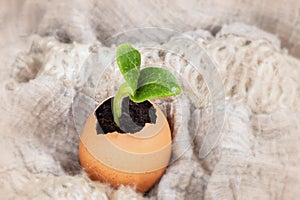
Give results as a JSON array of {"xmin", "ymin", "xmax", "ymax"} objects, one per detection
[
  {"xmin": 130, "ymin": 67, "xmax": 181, "ymax": 102},
  {"xmin": 116, "ymin": 44, "xmax": 141, "ymax": 92}
]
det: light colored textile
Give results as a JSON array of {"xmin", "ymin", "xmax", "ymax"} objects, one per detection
[
  {"xmin": 0, "ymin": 23, "xmax": 299, "ymax": 199},
  {"xmin": 0, "ymin": 1, "xmax": 299, "ymax": 199}
]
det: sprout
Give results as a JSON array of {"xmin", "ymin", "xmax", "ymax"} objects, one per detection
[{"xmin": 113, "ymin": 44, "xmax": 181, "ymax": 126}]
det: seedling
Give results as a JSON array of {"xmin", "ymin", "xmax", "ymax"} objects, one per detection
[{"xmin": 113, "ymin": 44, "xmax": 182, "ymax": 126}]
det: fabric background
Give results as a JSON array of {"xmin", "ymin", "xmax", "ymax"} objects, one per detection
[{"xmin": 0, "ymin": 1, "xmax": 299, "ymax": 199}]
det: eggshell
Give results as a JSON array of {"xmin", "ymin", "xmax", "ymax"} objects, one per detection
[{"xmin": 78, "ymin": 98, "xmax": 172, "ymax": 192}]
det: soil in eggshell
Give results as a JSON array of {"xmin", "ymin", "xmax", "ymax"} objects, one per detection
[
  {"xmin": 95, "ymin": 97, "xmax": 157, "ymax": 134},
  {"xmin": 78, "ymin": 97, "xmax": 172, "ymax": 193}
]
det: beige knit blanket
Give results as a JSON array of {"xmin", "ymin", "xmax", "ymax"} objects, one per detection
[{"xmin": 0, "ymin": 2, "xmax": 300, "ymax": 199}]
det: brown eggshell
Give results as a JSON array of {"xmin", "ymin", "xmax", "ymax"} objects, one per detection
[{"xmin": 78, "ymin": 98, "xmax": 172, "ymax": 192}]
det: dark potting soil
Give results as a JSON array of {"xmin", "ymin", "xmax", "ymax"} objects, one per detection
[{"xmin": 95, "ymin": 97, "xmax": 157, "ymax": 134}]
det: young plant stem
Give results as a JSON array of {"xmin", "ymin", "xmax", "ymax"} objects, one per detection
[{"xmin": 113, "ymin": 82, "xmax": 133, "ymax": 126}]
